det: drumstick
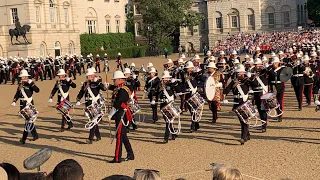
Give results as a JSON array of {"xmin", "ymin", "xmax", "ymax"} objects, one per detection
[{"xmin": 105, "ymin": 71, "xmax": 112, "ymax": 138}]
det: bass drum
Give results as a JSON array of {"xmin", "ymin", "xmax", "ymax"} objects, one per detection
[{"xmin": 205, "ymin": 76, "xmax": 216, "ymax": 101}]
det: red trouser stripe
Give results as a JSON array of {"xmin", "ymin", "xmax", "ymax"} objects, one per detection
[{"xmin": 115, "ymin": 123, "xmax": 122, "ymax": 162}]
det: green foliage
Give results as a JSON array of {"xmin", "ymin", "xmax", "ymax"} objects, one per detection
[
  {"xmin": 80, "ymin": 33, "xmax": 135, "ymax": 53},
  {"xmin": 82, "ymin": 46, "xmax": 147, "ymax": 59},
  {"xmin": 135, "ymin": 0, "xmax": 203, "ymax": 45},
  {"xmin": 125, "ymin": 3, "xmax": 135, "ymax": 34},
  {"xmin": 307, "ymin": 0, "xmax": 320, "ymax": 26}
]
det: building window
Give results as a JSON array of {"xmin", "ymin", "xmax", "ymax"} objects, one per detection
[
  {"xmin": 248, "ymin": 14, "xmax": 254, "ymax": 26},
  {"xmin": 231, "ymin": 16, "xmax": 238, "ymax": 28},
  {"xmin": 116, "ymin": 20, "xmax": 120, "ymax": 33},
  {"xmin": 49, "ymin": 0, "xmax": 55, "ymax": 23},
  {"xmin": 11, "ymin": 8, "xmax": 18, "ymax": 24},
  {"xmin": 268, "ymin": 13, "xmax": 275, "ymax": 25},
  {"xmin": 64, "ymin": 8, "xmax": 69, "ymax": 24},
  {"xmin": 106, "ymin": 20, "xmax": 110, "ymax": 33},
  {"xmin": 68, "ymin": 43, "xmax": 73, "ymax": 55},
  {"xmin": 136, "ymin": 22, "xmax": 141, "ymax": 36},
  {"xmin": 216, "ymin": 17, "xmax": 222, "ymax": 29},
  {"xmin": 283, "ymin": 11, "xmax": 290, "ymax": 27},
  {"xmin": 36, "ymin": 7, "xmax": 41, "ymax": 23},
  {"xmin": 40, "ymin": 44, "xmax": 45, "ymax": 57},
  {"xmin": 86, "ymin": 20, "xmax": 96, "ymax": 34},
  {"xmin": 201, "ymin": 18, "xmax": 206, "ymax": 30}
]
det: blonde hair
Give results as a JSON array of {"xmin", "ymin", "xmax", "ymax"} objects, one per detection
[
  {"xmin": 133, "ymin": 169, "xmax": 161, "ymax": 180},
  {"xmin": 212, "ymin": 165, "xmax": 243, "ymax": 180}
]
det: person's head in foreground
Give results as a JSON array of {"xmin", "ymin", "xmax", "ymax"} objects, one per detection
[
  {"xmin": 102, "ymin": 175, "xmax": 134, "ymax": 180},
  {"xmin": 133, "ymin": 169, "xmax": 161, "ymax": 180},
  {"xmin": 52, "ymin": 159, "xmax": 84, "ymax": 180},
  {"xmin": 0, "ymin": 163, "xmax": 20, "ymax": 180},
  {"xmin": 212, "ymin": 164, "xmax": 243, "ymax": 180}
]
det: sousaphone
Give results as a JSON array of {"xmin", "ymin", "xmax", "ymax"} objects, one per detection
[{"xmin": 280, "ymin": 67, "xmax": 293, "ymax": 82}]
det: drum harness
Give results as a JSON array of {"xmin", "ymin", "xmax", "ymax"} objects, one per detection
[
  {"xmin": 84, "ymin": 87, "xmax": 104, "ymax": 130},
  {"xmin": 57, "ymin": 82, "xmax": 74, "ymax": 122},
  {"xmin": 162, "ymin": 86, "xmax": 181, "ymax": 134},
  {"xmin": 187, "ymin": 80, "xmax": 204, "ymax": 122},
  {"xmin": 20, "ymin": 88, "xmax": 37, "ymax": 132}
]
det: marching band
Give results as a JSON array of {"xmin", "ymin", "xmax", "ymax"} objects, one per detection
[{"xmin": 7, "ymin": 40, "xmax": 320, "ymax": 163}]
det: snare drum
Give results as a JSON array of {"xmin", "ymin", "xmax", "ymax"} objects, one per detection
[
  {"xmin": 186, "ymin": 92, "xmax": 205, "ymax": 111},
  {"xmin": 19, "ymin": 103, "xmax": 39, "ymax": 122},
  {"xmin": 261, "ymin": 93, "xmax": 279, "ymax": 110},
  {"xmin": 161, "ymin": 102, "xmax": 181, "ymax": 123},
  {"xmin": 235, "ymin": 101, "xmax": 257, "ymax": 124},
  {"xmin": 128, "ymin": 99, "xmax": 141, "ymax": 115},
  {"xmin": 56, "ymin": 99, "xmax": 73, "ymax": 121},
  {"xmin": 84, "ymin": 102, "xmax": 104, "ymax": 120}
]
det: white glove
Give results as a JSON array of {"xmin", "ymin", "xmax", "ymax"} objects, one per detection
[
  {"xmin": 132, "ymin": 74, "xmax": 137, "ymax": 79},
  {"xmin": 66, "ymin": 77, "xmax": 71, "ymax": 82},
  {"xmin": 246, "ymin": 72, "xmax": 251, "ymax": 78},
  {"xmin": 171, "ymin": 78, "xmax": 176, "ymax": 83},
  {"xmin": 11, "ymin": 102, "xmax": 16, "ymax": 106},
  {"xmin": 248, "ymin": 90, "xmax": 254, "ymax": 94},
  {"xmin": 93, "ymin": 77, "xmax": 98, "ymax": 82},
  {"xmin": 28, "ymin": 79, "xmax": 33, "ymax": 84},
  {"xmin": 315, "ymin": 100, "xmax": 320, "ymax": 106},
  {"xmin": 150, "ymin": 100, "xmax": 155, "ymax": 105},
  {"xmin": 108, "ymin": 107, "xmax": 117, "ymax": 120},
  {"xmin": 216, "ymin": 82, "xmax": 223, "ymax": 88},
  {"xmin": 168, "ymin": 95, "xmax": 174, "ymax": 102},
  {"xmin": 48, "ymin": 98, "xmax": 53, "ymax": 103},
  {"xmin": 104, "ymin": 82, "xmax": 109, "ymax": 88},
  {"xmin": 222, "ymin": 100, "xmax": 229, "ymax": 104},
  {"xmin": 76, "ymin": 101, "xmax": 81, "ymax": 106},
  {"xmin": 144, "ymin": 90, "xmax": 148, "ymax": 94}
]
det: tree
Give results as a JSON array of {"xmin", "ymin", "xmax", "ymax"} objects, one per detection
[
  {"xmin": 125, "ymin": 1, "xmax": 135, "ymax": 34},
  {"xmin": 307, "ymin": 0, "xmax": 320, "ymax": 26},
  {"xmin": 135, "ymin": 0, "xmax": 203, "ymax": 46}
]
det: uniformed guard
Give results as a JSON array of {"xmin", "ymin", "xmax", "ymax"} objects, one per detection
[
  {"xmin": 302, "ymin": 55, "xmax": 315, "ymax": 106},
  {"xmin": 223, "ymin": 64, "xmax": 251, "ymax": 145},
  {"xmin": 249, "ymin": 58, "xmax": 268, "ymax": 132},
  {"xmin": 116, "ymin": 52, "xmax": 123, "ymax": 71},
  {"xmin": 204, "ymin": 62, "xmax": 223, "ymax": 123},
  {"xmin": 291, "ymin": 55, "xmax": 305, "ymax": 110},
  {"xmin": 11, "ymin": 70, "xmax": 40, "ymax": 144},
  {"xmin": 268, "ymin": 57, "xmax": 285, "ymax": 122},
  {"xmin": 107, "ymin": 71, "xmax": 134, "ymax": 163},
  {"xmin": 95, "ymin": 54, "xmax": 101, "ymax": 73},
  {"xmin": 76, "ymin": 68, "xmax": 107, "ymax": 144},
  {"xmin": 159, "ymin": 70, "xmax": 179, "ymax": 143},
  {"xmin": 48, "ymin": 69, "xmax": 77, "ymax": 131},
  {"xmin": 144, "ymin": 67, "xmax": 160, "ymax": 123},
  {"xmin": 44, "ymin": 57, "xmax": 52, "ymax": 80}
]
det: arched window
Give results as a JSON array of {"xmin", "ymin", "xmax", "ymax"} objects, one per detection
[
  {"xmin": 228, "ymin": 8, "xmax": 239, "ymax": 29},
  {"xmin": 86, "ymin": 7, "xmax": 97, "ymax": 34},
  {"xmin": 40, "ymin": 44, "xmax": 46, "ymax": 56},
  {"xmin": 215, "ymin": 11, "xmax": 222, "ymax": 29},
  {"xmin": 265, "ymin": 7, "xmax": 275, "ymax": 25},
  {"xmin": 281, "ymin": 5, "xmax": 291, "ymax": 27},
  {"xmin": 68, "ymin": 42, "xmax": 73, "ymax": 55},
  {"xmin": 246, "ymin": 9, "xmax": 255, "ymax": 27},
  {"xmin": 49, "ymin": 0, "xmax": 55, "ymax": 23},
  {"xmin": 55, "ymin": 41, "xmax": 61, "ymax": 56}
]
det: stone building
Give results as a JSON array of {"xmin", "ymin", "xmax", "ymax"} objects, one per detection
[
  {"xmin": 0, "ymin": 0, "xmax": 80, "ymax": 57},
  {"xmin": 0, "ymin": 0, "xmax": 130, "ymax": 57},
  {"xmin": 76, "ymin": 0, "xmax": 129, "ymax": 34},
  {"xmin": 179, "ymin": 0, "xmax": 308, "ymax": 52}
]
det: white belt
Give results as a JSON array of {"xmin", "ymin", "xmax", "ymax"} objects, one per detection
[
  {"xmin": 233, "ymin": 95, "xmax": 242, "ymax": 98},
  {"xmin": 293, "ymin": 74, "xmax": 304, "ymax": 77},
  {"xmin": 271, "ymin": 81, "xmax": 281, "ymax": 84}
]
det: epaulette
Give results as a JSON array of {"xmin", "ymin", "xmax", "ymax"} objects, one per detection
[{"xmin": 121, "ymin": 85, "xmax": 131, "ymax": 95}]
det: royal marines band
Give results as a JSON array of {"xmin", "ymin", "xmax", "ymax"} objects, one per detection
[{"xmin": 6, "ymin": 41, "xmax": 320, "ymax": 164}]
